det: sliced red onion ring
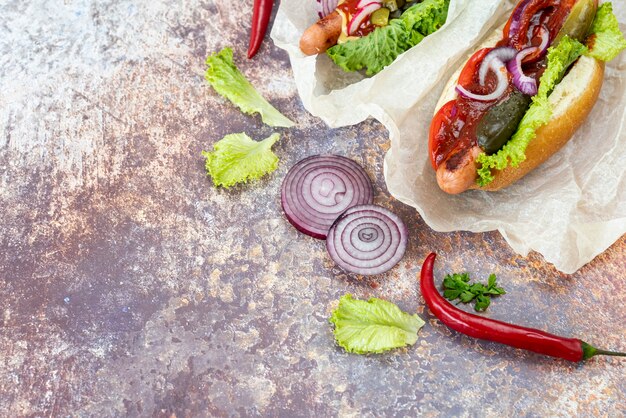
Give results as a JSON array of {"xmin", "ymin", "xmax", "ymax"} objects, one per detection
[
  {"xmin": 527, "ymin": 9, "xmax": 545, "ymax": 37},
  {"xmin": 457, "ymin": 61, "xmax": 509, "ymax": 102},
  {"xmin": 357, "ymin": 0, "xmax": 381, "ymax": 9},
  {"xmin": 507, "ymin": 1, "xmax": 555, "ymax": 42},
  {"xmin": 507, "ymin": 47, "xmax": 538, "ymax": 96},
  {"xmin": 348, "ymin": 2, "xmax": 381, "ymax": 35},
  {"xmin": 521, "ymin": 23, "xmax": 550, "ymax": 63},
  {"xmin": 317, "ymin": 0, "xmax": 339, "ymax": 18},
  {"xmin": 507, "ymin": 0, "xmax": 533, "ymax": 39},
  {"xmin": 478, "ymin": 47, "xmax": 517, "ymax": 86},
  {"xmin": 281, "ymin": 155, "xmax": 373, "ymax": 240},
  {"xmin": 530, "ymin": 24, "xmax": 550, "ymax": 55},
  {"xmin": 326, "ymin": 205, "xmax": 408, "ymax": 276}
]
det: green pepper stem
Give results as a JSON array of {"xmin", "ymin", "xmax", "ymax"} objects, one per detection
[
  {"xmin": 581, "ymin": 341, "xmax": 626, "ymax": 360},
  {"xmin": 593, "ymin": 349, "xmax": 626, "ymax": 357}
]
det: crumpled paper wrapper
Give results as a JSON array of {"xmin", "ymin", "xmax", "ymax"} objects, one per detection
[{"xmin": 272, "ymin": 1, "xmax": 626, "ymax": 274}]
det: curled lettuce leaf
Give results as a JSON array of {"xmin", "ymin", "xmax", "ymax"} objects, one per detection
[
  {"xmin": 202, "ymin": 133, "xmax": 280, "ymax": 188},
  {"xmin": 476, "ymin": 3, "xmax": 625, "ymax": 187},
  {"xmin": 330, "ymin": 294, "xmax": 424, "ymax": 354},
  {"xmin": 326, "ymin": 0, "xmax": 449, "ymax": 76},
  {"xmin": 205, "ymin": 48, "xmax": 294, "ymax": 128},
  {"xmin": 586, "ymin": 2, "xmax": 626, "ymax": 62}
]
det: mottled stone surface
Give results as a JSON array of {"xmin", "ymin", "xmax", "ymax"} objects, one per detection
[{"xmin": 0, "ymin": 1, "xmax": 624, "ymax": 416}]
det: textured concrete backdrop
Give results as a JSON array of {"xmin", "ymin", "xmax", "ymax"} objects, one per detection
[{"xmin": 0, "ymin": 0, "xmax": 624, "ymax": 416}]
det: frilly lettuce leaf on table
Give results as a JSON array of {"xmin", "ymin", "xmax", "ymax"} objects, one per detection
[
  {"xmin": 202, "ymin": 133, "xmax": 281, "ymax": 188},
  {"xmin": 205, "ymin": 48, "xmax": 294, "ymax": 128},
  {"xmin": 330, "ymin": 294, "xmax": 424, "ymax": 354}
]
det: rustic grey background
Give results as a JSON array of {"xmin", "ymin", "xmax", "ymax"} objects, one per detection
[{"xmin": 0, "ymin": 0, "xmax": 624, "ymax": 416}]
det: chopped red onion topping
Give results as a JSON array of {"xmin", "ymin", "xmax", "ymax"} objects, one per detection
[
  {"xmin": 478, "ymin": 47, "xmax": 517, "ymax": 87},
  {"xmin": 457, "ymin": 55, "xmax": 510, "ymax": 102},
  {"xmin": 348, "ymin": 2, "xmax": 381, "ymax": 36},
  {"xmin": 507, "ymin": 47, "xmax": 538, "ymax": 96},
  {"xmin": 357, "ymin": 0, "xmax": 381, "ymax": 8},
  {"xmin": 317, "ymin": 0, "xmax": 339, "ymax": 18}
]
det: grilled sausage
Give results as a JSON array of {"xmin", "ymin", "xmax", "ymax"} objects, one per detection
[
  {"xmin": 300, "ymin": 11, "xmax": 343, "ymax": 55},
  {"xmin": 436, "ymin": 146, "xmax": 482, "ymax": 195}
]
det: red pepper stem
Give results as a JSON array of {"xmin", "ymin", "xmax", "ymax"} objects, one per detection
[{"xmin": 581, "ymin": 341, "xmax": 626, "ymax": 360}]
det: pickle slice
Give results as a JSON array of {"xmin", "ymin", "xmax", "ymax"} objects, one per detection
[
  {"xmin": 476, "ymin": 91, "xmax": 532, "ymax": 155},
  {"xmin": 371, "ymin": 8, "xmax": 390, "ymax": 26},
  {"xmin": 554, "ymin": 0, "xmax": 598, "ymax": 44}
]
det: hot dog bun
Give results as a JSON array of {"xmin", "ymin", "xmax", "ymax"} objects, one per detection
[{"xmin": 433, "ymin": 27, "xmax": 605, "ymax": 192}]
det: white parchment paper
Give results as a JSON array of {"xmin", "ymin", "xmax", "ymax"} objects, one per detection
[{"xmin": 272, "ymin": 1, "xmax": 626, "ymax": 273}]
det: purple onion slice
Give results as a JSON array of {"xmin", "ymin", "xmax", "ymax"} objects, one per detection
[
  {"xmin": 507, "ymin": 47, "xmax": 538, "ymax": 96},
  {"xmin": 478, "ymin": 47, "xmax": 517, "ymax": 87},
  {"xmin": 317, "ymin": 0, "xmax": 339, "ymax": 18},
  {"xmin": 507, "ymin": 0, "xmax": 533, "ymax": 39},
  {"xmin": 348, "ymin": 2, "xmax": 382, "ymax": 36},
  {"xmin": 456, "ymin": 64, "xmax": 509, "ymax": 102},
  {"xmin": 457, "ymin": 47, "xmax": 515, "ymax": 102},
  {"xmin": 326, "ymin": 205, "xmax": 408, "ymax": 276},
  {"xmin": 531, "ymin": 24, "xmax": 550, "ymax": 56},
  {"xmin": 281, "ymin": 155, "xmax": 373, "ymax": 240},
  {"xmin": 357, "ymin": 0, "xmax": 381, "ymax": 9}
]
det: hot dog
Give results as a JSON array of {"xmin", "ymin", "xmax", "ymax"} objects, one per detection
[
  {"xmin": 429, "ymin": 0, "xmax": 626, "ymax": 194},
  {"xmin": 300, "ymin": 0, "xmax": 450, "ymax": 76},
  {"xmin": 300, "ymin": 0, "xmax": 400, "ymax": 56}
]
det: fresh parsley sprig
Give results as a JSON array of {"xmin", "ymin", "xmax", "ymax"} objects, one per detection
[{"xmin": 442, "ymin": 273, "xmax": 505, "ymax": 312}]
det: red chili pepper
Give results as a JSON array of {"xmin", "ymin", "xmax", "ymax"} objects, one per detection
[
  {"xmin": 247, "ymin": 0, "xmax": 274, "ymax": 59},
  {"xmin": 420, "ymin": 253, "xmax": 626, "ymax": 362}
]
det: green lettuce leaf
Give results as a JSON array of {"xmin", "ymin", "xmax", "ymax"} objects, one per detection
[
  {"xmin": 586, "ymin": 2, "xmax": 626, "ymax": 62},
  {"xmin": 476, "ymin": 3, "xmax": 625, "ymax": 186},
  {"xmin": 205, "ymin": 48, "xmax": 294, "ymax": 128},
  {"xmin": 330, "ymin": 294, "xmax": 424, "ymax": 354},
  {"xmin": 326, "ymin": 0, "xmax": 449, "ymax": 75},
  {"xmin": 202, "ymin": 133, "xmax": 280, "ymax": 188}
]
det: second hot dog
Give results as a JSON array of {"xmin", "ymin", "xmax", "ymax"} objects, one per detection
[{"xmin": 299, "ymin": 0, "xmax": 450, "ymax": 76}]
